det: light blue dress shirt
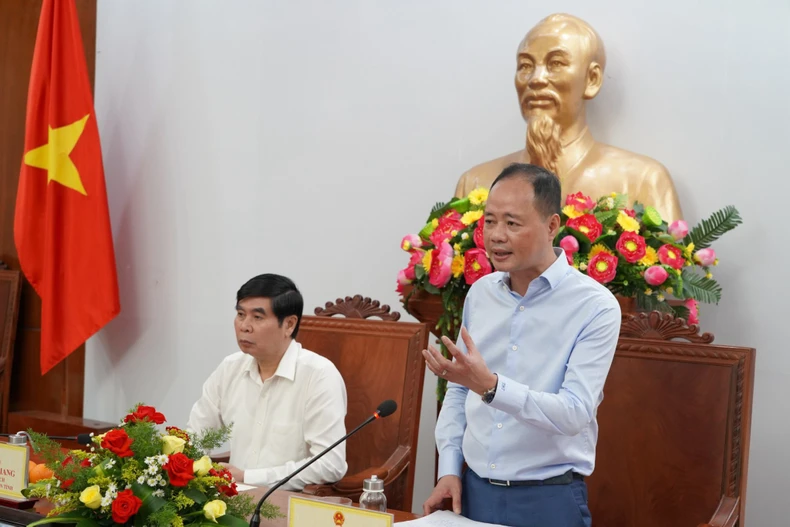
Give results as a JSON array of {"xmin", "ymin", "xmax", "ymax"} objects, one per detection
[{"xmin": 436, "ymin": 248, "xmax": 622, "ymax": 482}]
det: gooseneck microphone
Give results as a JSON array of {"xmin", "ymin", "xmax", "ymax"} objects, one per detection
[
  {"xmin": 0, "ymin": 432, "xmax": 93, "ymax": 445},
  {"xmin": 249, "ymin": 399, "xmax": 398, "ymax": 527}
]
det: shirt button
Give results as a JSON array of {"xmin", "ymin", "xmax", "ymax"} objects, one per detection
[
  {"xmin": 490, "ymin": 464, "xmax": 496, "ymax": 469},
  {"xmin": 497, "ymin": 423, "xmax": 503, "ymax": 429},
  {"xmin": 512, "ymin": 345, "xmax": 518, "ymax": 351},
  {"xmin": 519, "ymin": 306, "xmax": 525, "ymax": 311}
]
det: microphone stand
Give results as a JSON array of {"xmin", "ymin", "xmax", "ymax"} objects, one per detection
[{"xmin": 249, "ymin": 413, "xmax": 379, "ymax": 527}]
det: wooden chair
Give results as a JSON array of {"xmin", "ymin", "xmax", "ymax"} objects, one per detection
[
  {"xmin": 588, "ymin": 312, "xmax": 755, "ymax": 527},
  {"xmin": 297, "ymin": 295, "xmax": 429, "ymax": 512}
]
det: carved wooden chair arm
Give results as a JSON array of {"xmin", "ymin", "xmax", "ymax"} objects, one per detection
[
  {"xmin": 697, "ymin": 496, "xmax": 739, "ymax": 527},
  {"xmin": 303, "ymin": 445, "xmax": 411, "ymax": 496}
]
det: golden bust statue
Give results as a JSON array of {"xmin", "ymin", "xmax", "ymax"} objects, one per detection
[{"xmin": 454, "ymin": 13, "xmax": 683, "ymax": 221}]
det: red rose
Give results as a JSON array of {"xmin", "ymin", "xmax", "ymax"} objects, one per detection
[
  {"xmin": 209, "ymin": 468, "xmax": 238, "ymax": 497},
  {"xmin": 615, "ymin": 232, "xmax": 647, "ymax": 263},
  {"xmin": 473, "ymin": 217, "xmax": 485, "ymax": 249},
  {"xmin": 566, "ymin": 214, "xmax": 603, "ymax": 242},
  {"xmin": 587, "ymin": 252, "xmax": 618, "ymax": 284},
  {"xmin": 124, "ymin": 405, "xmax": 166, "ymax": 424},
  {"xmin": 111, "ymin": 489, "xmax": 142, "ymax": 524},
  {"xmin": 101, "ymin": 429, "xmax": 134, "ymax": 458},
  {"xmin": 163, "ymin": 452, "xmax": 195, "ymax": 487},
  {"xmin": 657, "ymin": 244, "xmax": 685, "ymax": 270},
  {"xmin": 464, "ymin": 248, "xmax": 493, "ymax": 285},
  {"xmin": 80, "ymin": 459, "xmax": 92, "ymax": 467}
]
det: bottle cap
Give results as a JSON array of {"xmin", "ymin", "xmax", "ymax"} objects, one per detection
[
  {"xmin": 8, "ymin": 433, "xmax": 27, "ymax": 446},
  {"xmin": 363, "ymin": 475, "xmax": 384, "ymax": 491}
]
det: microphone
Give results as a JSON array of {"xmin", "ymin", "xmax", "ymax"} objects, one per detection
[
  {"xmin": 249, "ymin": 399, "xmax": 398, "ymax": 527},
  {"xmin": 0, "ymin": 432, "xmax": 93, "ymax": 445}
]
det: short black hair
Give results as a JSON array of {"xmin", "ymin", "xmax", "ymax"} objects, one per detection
[
  {"xmin": 490, "ymin": 163, "xmax": 561, "ymax": 218},
  {"xmin": 236, "ymin": 274, "xmax": 304, "ymax": 338}
]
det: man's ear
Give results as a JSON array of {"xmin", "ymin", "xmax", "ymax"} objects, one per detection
[
  {"xmin": 547, "ymin": 213, "xmax": 562, "ymax": 240},
  {"xmin": 584, "ymin": 62, "xmax": 603, "ymax": 99},
  {"xmin": 284, "ymin": 315, "xmax": 298, "ymax": 337}
]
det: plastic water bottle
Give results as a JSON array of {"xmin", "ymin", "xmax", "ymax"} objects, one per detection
[{"xmin": 359, "ymin": 475, "xmax": 387, "ymax": 512}]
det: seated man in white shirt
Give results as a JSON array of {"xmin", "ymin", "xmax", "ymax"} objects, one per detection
[{"xmin": 187, "ymin": 273, "xmax": 348, "ymax": 490}]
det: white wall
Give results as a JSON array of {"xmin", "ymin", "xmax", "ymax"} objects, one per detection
[{"xmin": 89, "ymin": 0, "xmax": 790, "ymax": 521}]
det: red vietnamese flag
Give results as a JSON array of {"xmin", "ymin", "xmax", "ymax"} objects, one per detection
[{"xmin": 14, "ymin": 0, "xmax": 120, "ymax": 375}]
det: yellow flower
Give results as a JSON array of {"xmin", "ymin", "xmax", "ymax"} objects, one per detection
[
  {"xmin": 706, "ymin": 272, "xmax": 713, "ymax": 279},
  {"xmin": 461, "ymin": 210, "xmax": 483, "ymax": 225},
  {"xmin": 616, "ymin": 211, "xmax": 640, "ymax": 233},
  {"xmin": 193, "ymin": 455, "xmax": 212, "ymax": 476},
  {"xmin": 684, "ymin": 242, "xmax": 695, "ymax": 257},
  {"xmin": 610, "ymin": 192, "xmax": 617, "ymax": 198},
  {"xmin": 639, "ymin": 246, "xmax": 658, "ymax": 266},
  {"xmin": 657, "ymin": 294, "xmax": 665, "ymax": 302},
  {"xmin": 645, "ymin": 288, "xmax": 653, "ymax": 295},
  {"xmin": 664, "ymin": 287, "xmax": 673, "ymax": 294},
  {"xmin": 203, "ymin": 500, "xmax": 227, "ymax": 523},
  {"xmin": 422, "ymin": 251, "xmax": 432, "ymax": 272},
  {"xmin": 589, "ymin": 244, "xmax": 613, "ymax": 258},
  {"xmin": 562, "ymin": 205, "xmax": 583, "ymax": 219},
  {"xmin": 451, "ymin": 255, "xmax": 464, "ymax": 278},
  {"xmin": 713, "ymin": 259, "xmax": 719, "ymax": 266},
  {"xmin": 453, "ymin": 243, "xmax": 461, "ymax": 255},
  {"xmin": 431, "ymin": 218, "xmax": 439, "ymax": 228},
  {"xmin": 579, "ymin": 262, "xmax": 588, "ymax": 271},
  {"xmin": 162, "ymin": 435, "xmax": 186, "ymax": 455},
  {"xmin": 468, "ymin": 188, "xmax": 489, "ymax": 205},
  {"xmin": 79, "ymin": 485, "xmax": 102, "ymax": 509}
]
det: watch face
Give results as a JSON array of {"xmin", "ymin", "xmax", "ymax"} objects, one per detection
[{"xmin": 482, "ymin": 391, "xmax": 495, "ymax": 404}]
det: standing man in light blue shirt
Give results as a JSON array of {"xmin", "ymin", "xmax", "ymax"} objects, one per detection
[{"xmin": 422, "ymin": 163, "xmax": 621, "ymax": 527}]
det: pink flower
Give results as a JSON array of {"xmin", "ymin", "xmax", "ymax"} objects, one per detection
[
  {"xmin": 428, "ymin": 242, "xmax": 453, "ymax": 288},
  {"xmin": 559, "ymin": 235, "xmax": 579, "ymax": 254},
  {"xmin": 684, "ymin": 298, "xmax": 699, "ymax": 324},
  {"xmin": 397, "ymin": 269, "xmax": 412, "ymax": 286},
  {"xmin": 587, "ymin": 253, "xmax": 618, "ymax": 284},
  {"xmin": 667, "ymin": 220, "xmax": 689, "ymax": 241},
  {"xmin": 644, "ymin": 265, "xmax": 669, "ymax": 286},
  {"xmin": 473, "ymin": 217, "xmax": 485, "ymax": 248},
  {"xmin": 694, "ymin": 248, "xmax": 716, "ymax": 267},
  {"xmin": 565, "ymin": 192, "xmax": 595, "ymax": 212},
  {"xmin": 657, "ymin": 244, "xmax": 685, "ymax": 270},
  {"xmin": 464, "ymin": 248, "xmax": 493, "ymax": 285},
  {"xmin": 401, "ymin": 234, "xmax": 422, "ymax": 251}
]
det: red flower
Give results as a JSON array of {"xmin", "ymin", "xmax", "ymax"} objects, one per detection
[
  {"xmin": 587, "ymin": 252, "xmax": 618, "ymax": 284},
  {"xmin": 464, "ymin": 248, "xmax": 493, "ymax": 285},
  {"xmin": 165, "ymin": 426, "xmax": 190, "ymax": 443},
  {"xmin": 209, "ymin": 468, "xmax": 238, "ymax": 497},
  {"xmin": 566, "ymin": 214, "xmax": 603, "ymax": 242},
  {"xmin": 124, "ymin": 405, "xmax": 166, "ymax": 425},
  {"xmin": 623, "ymin": 208, "xmax": 636, "ymax": 218},
  {"xmin": 657, "ymin": 244, "xmax": 685, "ymax": 270},
  {"xmin": 163, "ymin": 452, "xmax": 195, "ymax": 487},
  {"xmin": 615, "ymin": 232, "xmax": 647, "ymax": 263},
  {"xmin": 101, "ymin": 429, "xmax": 134, "ymax": 458},
  {"xmin": 111, "ymin": 489, "xmax": 143, "ymax": 524},
  {"xmin": 61, "ymin": 478, "xmax": 75, "ymax": 490},
  {"xmin": 80, "ymin": 459, "xmax": 92, "ymax": 467},
  {"xmin": 565, "ymin": 192, "xmax": 594, "ymax": 212},
  {"xmin": 430, "ymin": 212, "xmax": 465, "ymax": 246},
  {"xmin": 473, "ymin": 217, "xmax": 485, "ymax": 249}
]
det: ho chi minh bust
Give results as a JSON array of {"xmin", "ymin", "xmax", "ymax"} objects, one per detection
[{"xmin": 455, "ymin": 13, "xmax": 683, "ymax": 221}]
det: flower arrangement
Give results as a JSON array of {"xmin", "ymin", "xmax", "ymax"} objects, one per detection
[
  {"xmin": 398, "ymin": 189, "xmax": 741, "ymax": 402},
  {"xmin": 22, "ymin": 404, "xmax": 280, "ymax": 526},
  {"xmin": 557, "ymin": 192, "xmax": 741, "ymax": 321},
  {"xmin": 397, "ymin": 188, "xmax": 493, "ymax": 401}
]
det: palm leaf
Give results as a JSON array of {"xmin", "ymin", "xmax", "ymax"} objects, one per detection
[
  {"xmin": 635, "ymin": 292, "xmax": 674, "ymax": 314},
  {"xmin": 681, "ymin": 269, "xmax": 722, "ymax": 304},
  {"xmin": 594, "ymin": 210, "xmax": 619, "ymax": 228},
  {"xmin": 671, "ymin": 304, "xmax": 691, "ymax": 320},
  {"xmin": 427, "ymin": 200, "xmax": 450, "ymax": 221},
  {"xmin": 684, "ymin": 206, "xmax": 742, "ymax": 249}
]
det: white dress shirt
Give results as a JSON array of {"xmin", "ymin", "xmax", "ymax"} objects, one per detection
[{"xmin": 187, "ymin": 340, "xmax": 348, "ymax": 490}]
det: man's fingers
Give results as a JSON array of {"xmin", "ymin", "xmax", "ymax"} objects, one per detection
[
  {"xmin": 460, "ymin": 327, "xmax": 478, "ymax": 356},
  {"xmin": 450, "ymin": 481, "xmax": 462, "ymax": 515}
]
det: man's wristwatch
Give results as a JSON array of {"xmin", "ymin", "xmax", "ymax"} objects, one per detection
[{"xmin": 481, "ymin": 374, "xmax": 498, "ymax": 404}]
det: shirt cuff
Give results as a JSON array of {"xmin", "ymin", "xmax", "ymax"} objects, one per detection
[
  {"xmin": 242, "ymin": 468, "xmax": 271, "ymax": 486},
  {"xmin": 487, "ymin": 373, "xmax": 528, "ymax": 415},
  {"xmin": 437, "ymin": 448, "xmax": 465, "ymax": 480}
]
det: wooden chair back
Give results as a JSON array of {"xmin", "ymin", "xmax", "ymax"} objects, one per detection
[{"xmin": 588, "ymin": 312, "xmax": 755, "ymax": 526}]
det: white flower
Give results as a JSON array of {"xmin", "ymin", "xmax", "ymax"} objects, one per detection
[
  {"xmin": 159, "ymin": 479, "xmax": 167, "ymax": 487},
  {"xmin": 104, "ymin": 459, "xmax": 116, "ymax": 469},
  {"xmin": 107, "ymin": 483, "xmax": 117, "ymax": 493},
  {"xmin": 125, "ymin": 485, "xmax": 132, "ymax": 490},
  {"xmin": 157, "ymin": 455, "xmax": 169, "ymax": 465},
  {"xmin": 461, "ymin": 233, "xmax": 469, "ymax": 240},
  {"xmin": 145, "ymin": 456, "xmax": 155, "ymax": 465},
  {"xmin": 146, "ymin": 466, "xmax": 158, "ymax": 475},
  {"xmin": 147, "ymin": 478, "xmax": 158, "ymax": 487},
  {"xmin": 137, "ymin": 476, "xmax": 146, "ymax": 484},
  {"xmin": 152, "ymin": 490, "xmax": 165, "ymax": 498},
  {"xmin": 100, "ymin": 495, "xmax": 113, "ymax": 507}
]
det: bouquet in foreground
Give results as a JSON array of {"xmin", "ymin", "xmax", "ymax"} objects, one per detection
[{"xmin": 23, "ymin": 404, "xmax": 280, "ymax": 526}]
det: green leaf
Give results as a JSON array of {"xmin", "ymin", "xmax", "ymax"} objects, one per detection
[
  {"xmin": 423, "ymin": 282, "xmax": 440, "ymax": 295},
  {"xmin": 217, "ymin": 514, "xmax": 256, "ymax": 527},
  {"xmin": 414, "ymin": 265, "xmax": 425, "ymax": 280},
  {"xmin": 28, "ymin": 512, "xmax": 88, "ymax": 527},
  {"xmin": 562, "ymin": 227, "xmax": 592, "ymax": 253},
  {"xmin": 684, "ymin": 205, "xmax": 742, "ymax": 250},
  {"xmin": 671, "ymin": 305, "xmax": 691, "ymax": 321},
  {"xmin": 594, "ymin": 210, "xmax": 619, "ymax": 227},
  {"xmin": 680, "ymin": 269, "xmax": 722, "ymax": 304},
  {"xmin": 635, "ymin": 292, "xmax": 674, "ymax": 314},
  {"xmin": 132, "ymin": 482, "xmax": 167, "ymax": 526},
  {"xmin": 183, "ymin": 488, "xmax": 208, "ymax": 505}
]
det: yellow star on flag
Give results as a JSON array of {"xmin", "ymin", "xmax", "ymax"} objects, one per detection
[{"xmin": 23, "ymin": 114, "xmax": 90, "ymax": 195}]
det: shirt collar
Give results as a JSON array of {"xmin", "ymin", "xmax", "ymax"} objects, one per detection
[
  {"xmin": 495, "ymin": 248, "xmax": 569, "ymax": 291},
  {"xmin": 244, "ymin": 339, "xmax": 300, "ymax": 382}
]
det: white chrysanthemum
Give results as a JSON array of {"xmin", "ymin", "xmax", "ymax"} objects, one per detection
[
  {"xmin": 146, "ymin": 466, "xmax": 158, "ymax": 475},
  {"xmin": 153, "ymin": 490, "xmax": 165, "ymax": 498},
  {"xmin": 157, "ymin": 455, "xmax": 168, "ymax": 465},
  {"xmin": 107, "ymin": 483, "xmax": 117, "ymax": 493},
  {"xmin": 137, "ymin": 476, "xmax": 146, "ymax": 484},
  {"xmin": 145, "ymin": 457, "xmax": 155, "ymax": 465},
  {"xmin": 100, "ymin": 495, "xmax": 113, "ymax": 507},
  {"xmin": 159, "ymin": 479, "xmax": 167, "ymax": 487},
  {"xmin": 147, "ymin": 478, "xmax": 158, "ymax": 487},
  {"xmin": 105, "ymin": 459, "xmax": 116, "ymax": 469}
]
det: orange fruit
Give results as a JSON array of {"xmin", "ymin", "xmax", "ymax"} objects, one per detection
[
  {"xmin": 29, "ymin": 464, "xmax": 53, "ymax": 483},
  {"xmin": 28, "ymin": 460, "xmax": 35, "ymax": 473}
]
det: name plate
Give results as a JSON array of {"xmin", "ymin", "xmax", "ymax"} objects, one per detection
[
  {"xmin": 0, "ymin": 443, "xmax": 29, "ymax": 500},
  {"xmin": 288, "ymin": 496, "xmax": 393, "ymax": 527}
]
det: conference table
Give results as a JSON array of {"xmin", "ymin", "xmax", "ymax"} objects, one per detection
[{"xmin": 0, "ymin": 484, "xmax": 417, "ymax": 526}]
